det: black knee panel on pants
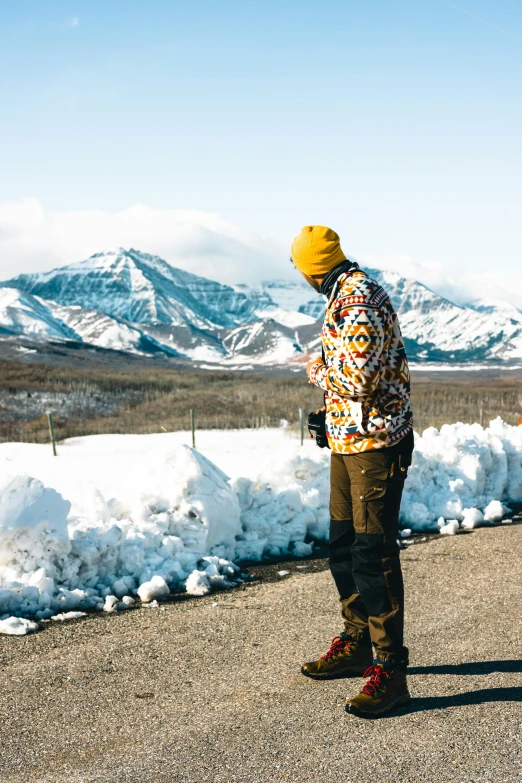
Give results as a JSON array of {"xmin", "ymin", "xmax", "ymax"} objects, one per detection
[
  {"xmin": 351, "ymin": 533, "xmax": 395, "ymax": 616},
  {"xmin": 328, "ymin": 518, "xmax": 357, "ymax": 601}
]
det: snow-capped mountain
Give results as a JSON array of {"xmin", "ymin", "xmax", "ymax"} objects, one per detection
[
  {"xmin": 5, "ymin": 248, "xmax": 274, "ymax": 330},
  {"xmin": 1, "ymin": 248, "xmax": 521, "ymax": 368},
  {"xmin": 369, "ymin": 269, "xmax": 522, "ymax": 362}
]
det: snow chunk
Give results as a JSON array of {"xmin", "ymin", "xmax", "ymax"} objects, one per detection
[
  {"xmin": 185, "ymin": 570, "xmax": 211, "ymax": 597},
  {"xmin": 483, "ymin": 500, "xmax": 504, "ymax": 522},
  {"xmin": 461, "ymin": 508, "xmax": 484, "ymax": 530},
  {"xmin": 51, "ymin": 611, "xmax": 87, "ymax": 622},
  {"xmin": 113, "ymin": 576, "xmax": 135, "ymax": 598},
  {"xmin": 0, "ymin": 616, "xmax": 39, "ymax": 635},
  {"xmin": 440, "ymin": 520, "xmax": 460, "ymax": 536},
  {"xmin": 103, "ymin": 595, "xmax": 119, "ymax": 613},
  {"xmin": 137, "ymin": 575, "xmax": 170, "ymax": 603},
  {"xmin": 292, "ymin": 541, "xmax": 313, "ymax": 557}
]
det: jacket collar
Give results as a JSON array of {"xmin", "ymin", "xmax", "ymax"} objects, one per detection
[{"xmin": 320, "ymin": 260, "xmax": 358, "ymax": 302}]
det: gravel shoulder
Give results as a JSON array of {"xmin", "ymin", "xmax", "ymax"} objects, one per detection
[{"xmin": 1, "ymin": 523, "xmax": 521, "ymax": 783}]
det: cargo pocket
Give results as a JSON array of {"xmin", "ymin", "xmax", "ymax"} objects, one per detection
[
  {"xmin": 359, "ymin": 483, "xmax": 388, "ymax": 535},
  {"xmin": 357, "ymin": 459, "xmax": 391, "ymax": 483}
]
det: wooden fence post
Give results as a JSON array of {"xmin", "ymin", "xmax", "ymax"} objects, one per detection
[
  {"xmin": 47, "ymin": 412, "xmax": 57, "ymax": 456},
  {"xmin": 190, "ymin": 408, "xmax": 196, "ymax": 449},
  {"xmin": 299, "ymin": 407, "xmax": 305, "ymax": 446}
]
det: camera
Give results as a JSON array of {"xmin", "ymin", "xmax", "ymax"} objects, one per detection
[{"xmin": 307, "ymin": 410, "xmax": 330, "ymax": 449}]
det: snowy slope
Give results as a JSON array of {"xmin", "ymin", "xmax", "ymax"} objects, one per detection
[
  {"xmin": 222, "ymin": 319, "xmax": 303, "ymax": 365},
  {"xmin": 252, "ymin": 280, "xmax": 325, "ymax": 320},
  {"xmin": 234, "ymin": 280, "xmax": 319, "ymax": 328},
  {"xmin": 50, "ymin": 303, "xmax": 176, "ymax": 356},
  {"xmin": 138, "ymin": 323, "xmax": 226, "ymax": 362},
  {"xmin": 0, "ymin": 288, "xmax": 78, "ymax": 341},
  {"xmin": 0, "ymin": 288, "xmax": 181, "ymax": 357}
]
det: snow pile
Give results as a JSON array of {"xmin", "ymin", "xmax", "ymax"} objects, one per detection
[
  {"xmin": 232, "ymin": 449, "xmax": 329, "ymax": 561},
  {"xmin": 400, "ymin": 419, "xmax": 521, "ymax": 531},
  {"xmin": 0, "ymin": 419, "xmax": 520, "ymax": 632},
  {"xmin": 0, "ymin": 445, "xmax": 243, "ymax": 630}
]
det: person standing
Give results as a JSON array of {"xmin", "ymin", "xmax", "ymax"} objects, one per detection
[{"xmin": 291, "ymin": 225, "xmax": 414, "ymax": 718}]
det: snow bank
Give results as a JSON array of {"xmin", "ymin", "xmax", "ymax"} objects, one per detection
[
  {"xmin": 0, "ymin": 444, "xmax": 243, "ymax": 630},
  {"xmin": 0, "ymin": 419, "xmax": 520, "ymax": 631},
  {"xmin": 400, "ymin": 418, "xmax": 521, "ymax": 530}
]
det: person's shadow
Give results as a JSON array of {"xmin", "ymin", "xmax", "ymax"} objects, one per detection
[
  {"xmin": 408, "ymin": 659, "xmax": 522, "ymax": 676},
  {"xmin": 378, "ymin": 660, "xmax": 522, "ymax": 717}
]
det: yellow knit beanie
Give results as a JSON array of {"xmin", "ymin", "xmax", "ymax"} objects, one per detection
[{"xmin": 291, "ymin": 225, "xmax": 346, "ymax": 277}]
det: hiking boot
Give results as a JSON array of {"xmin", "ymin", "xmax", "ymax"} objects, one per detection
[
  {"xmin": 301, "ymin": 634, "xmax": 372, "ymax": 680},
  {"xmin": 345, "ymin": 664, "xmax": 411, "ymax": 718}
]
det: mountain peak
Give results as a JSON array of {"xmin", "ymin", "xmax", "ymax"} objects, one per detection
[
  {"xmin": 0, "ymin": 248, "xmax": 273, "ymax": 329},
  {"xmin": 90, "ymin": 246, "xmax": 128, "ymax": 256}
]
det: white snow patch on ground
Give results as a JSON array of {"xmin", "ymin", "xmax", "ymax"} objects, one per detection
[
  {"xmin": 439, "ymin": 519, "xmax": 460, "ymax": 536},
  {"xmin": 50, "ymin": 611, "xmax": 87, "ymax": 622},
  {"xmin": 0, "ymin": 616, "xmax": 39, "ymax": 635},
  {"xmin": 0, "ymin": 419, "xmax": 520, "ymax": 631}
]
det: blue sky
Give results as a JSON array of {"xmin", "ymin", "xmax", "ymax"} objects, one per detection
[{"xmin": 0, "ymin": 0, "xmax": 521, "ymax": 303}]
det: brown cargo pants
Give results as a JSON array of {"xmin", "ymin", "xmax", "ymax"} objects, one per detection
[{"xmin": 329, "ymin": 430, "xmax": 414, "ymax": 669}]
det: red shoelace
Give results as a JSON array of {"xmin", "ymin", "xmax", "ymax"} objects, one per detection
[
  {"xmin": 321, "ymin": 636, "xmax": 351, "ymax": 661},
  {"xmin": 361, "ymin": 664, "xmax": 392, "ymax": 696}
]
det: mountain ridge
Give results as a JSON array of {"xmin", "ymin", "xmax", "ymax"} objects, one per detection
[{"xmin": 1, "ymin": 248, "xmax": 521, "ymax": 368}]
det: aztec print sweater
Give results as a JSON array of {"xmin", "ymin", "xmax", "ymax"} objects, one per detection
[{"xmin": 308, "ymin": 263, "xmax": 413, "ymax": 454}]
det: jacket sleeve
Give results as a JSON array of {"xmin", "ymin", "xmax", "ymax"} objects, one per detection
[{"xmin": 308, "ymin": 299, "xmax": 387, "ymax": 398}]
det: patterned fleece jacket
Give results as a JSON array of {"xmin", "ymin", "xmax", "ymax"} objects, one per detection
[{"xmin": 308, "ymin": 263, "xmax": 413, "ymax": 454}]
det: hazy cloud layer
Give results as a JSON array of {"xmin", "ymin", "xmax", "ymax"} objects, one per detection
[
  {"xmin": 0, "ymin": 199, "xmax": 289, "ymax": 286},
  {"xmin": 356, "ymin": 252, "xmax": 522, "ymax": 310},
  {"xmin": 0, "ymin": 198, "xmax": 520, "ymax": 308}
]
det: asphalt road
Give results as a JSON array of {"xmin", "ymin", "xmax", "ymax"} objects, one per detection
[{"xmin": 1, "ymin": 523, "xmax": 521, "ymax": 783}]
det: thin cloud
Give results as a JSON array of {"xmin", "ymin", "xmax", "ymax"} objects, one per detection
[
  {"xmin": 67, "ymin": 16, "xmax": 80, "ymax": 28},
  {"xmin": 438, "ymin": 0, "xmax": 522, "ymax": 43}
]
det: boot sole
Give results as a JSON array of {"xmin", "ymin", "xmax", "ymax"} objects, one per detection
[
  {"xmin": 345, "ymin": 691, "xmax": 411, "ymax": 718},
  {"xmin": 300, "ymin": 665, "xmax": 370, "ymax": 681}
]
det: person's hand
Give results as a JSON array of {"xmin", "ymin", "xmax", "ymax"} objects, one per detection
[{"xmin": 306, "ymin": 356, "xmax": 324, "ymax": 381}]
